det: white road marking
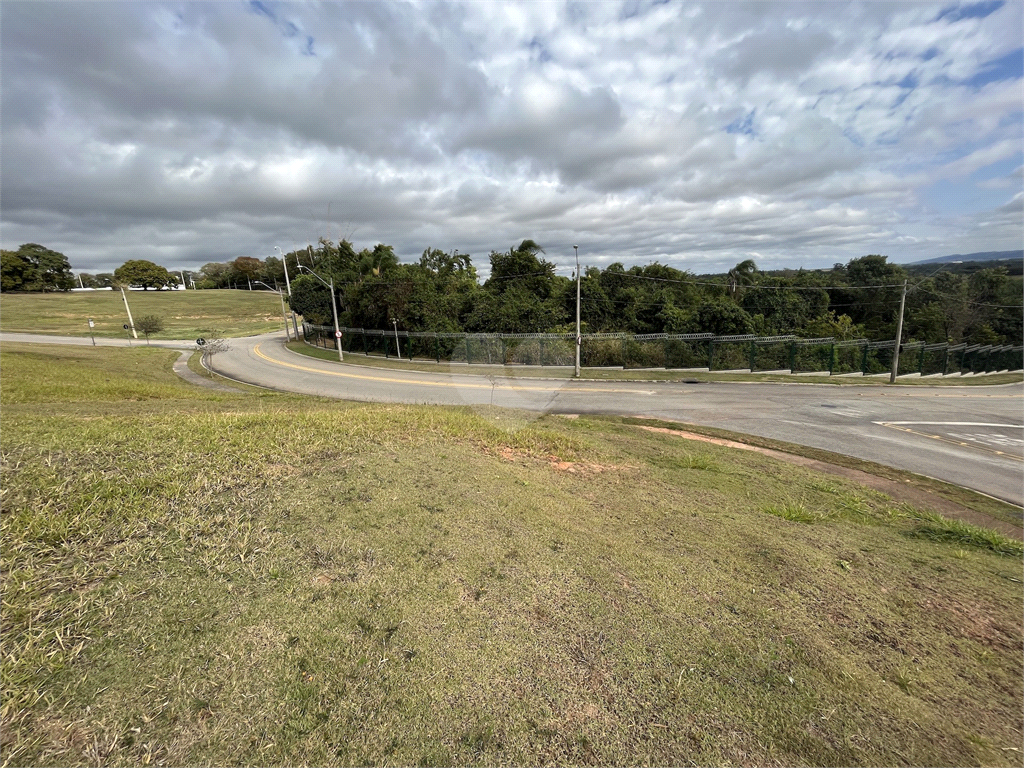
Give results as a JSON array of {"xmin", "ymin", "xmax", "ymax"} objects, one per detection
[{"xmin": 877, "ymin": 421, "xmax": 1022, "ymax": 428}]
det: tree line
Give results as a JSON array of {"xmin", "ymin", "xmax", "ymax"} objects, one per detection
[
  {"xmin": 270, "ymin": 238, "xmax": 1021, "ymax": 347},
  {"xmin": 3, "ymin": 240, "xmax": 1020, "ymax": 346},
  {"xmin": 1, "ymin": 245, "xmax": 185, "ymax": 292}
]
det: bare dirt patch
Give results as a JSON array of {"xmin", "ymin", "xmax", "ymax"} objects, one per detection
[{"xmin": 637, "ymin": 425, "xmax": 1022, "ymax": 538}]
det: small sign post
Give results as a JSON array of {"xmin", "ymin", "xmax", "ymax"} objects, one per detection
[
  {"xmin": 123, "ymin": 324, "xmax": 132, "ymax": 346},
  {"xmin": 88, "ymin": 318, "xmax": 95, "ymax": 346}
]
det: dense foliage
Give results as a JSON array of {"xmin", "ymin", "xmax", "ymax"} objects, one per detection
[
  {"xmin": 264, "ymin": 239, "xmax": 1020, "ymax": 346},
  {"xmin": 113, "ymin": 259, "xmax": 176, "ymax": 290},
  {"xmin": 0, "ymin": 244, "xmax": 75, "ymax": 292}
]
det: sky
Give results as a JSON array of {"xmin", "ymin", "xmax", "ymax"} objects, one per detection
[{"xmin": 1, "ymin": 0, "xmax": 1022, "ymax": 278}]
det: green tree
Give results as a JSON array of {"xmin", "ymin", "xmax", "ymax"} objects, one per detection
[
  {"xmin": 135, "ymin": 315, "xmax": 164, "ymax": 345},
  {"xmin": 727, "ymin": 259, "xmax": 758, "ymax": 298},
  {"xmin": 1, "ymin": 250, "xmax": 30, "ymax": 292},
  {"xmin": 0, "ymin": 243, "xmax": 74, "ymax": 292},
  {"xmin": 693, "ymin": 298, "xmax": 753, "ymax": 335},
  {"xmin": 288, "ymin": 274, "xmax": 334, "ymax": 325},
  {"xmin": 232, "ymin": 257, "xmax": 262, "ymax": 289},
  {"xmin": 114, "ymin": 260, "xmax": 173, "ymax": 290}
]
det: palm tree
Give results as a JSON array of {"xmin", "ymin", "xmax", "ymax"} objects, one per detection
[{"xmin": 727, "ymin": 259, "xmax": 758, "ymax": 298}]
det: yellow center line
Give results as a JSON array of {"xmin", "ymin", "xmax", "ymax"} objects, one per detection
[{"xmin": 252, "ymin": 344, "xmax": 656, "ymax": 394}]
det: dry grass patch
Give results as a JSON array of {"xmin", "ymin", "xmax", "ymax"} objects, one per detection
[{"xmin": 2, "ymin": 344, "xmax": 1022, "ymax": 767}]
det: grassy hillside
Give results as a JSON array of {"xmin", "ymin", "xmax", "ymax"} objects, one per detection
[
  {"xmin": 1, "ymin": 342, "xmax": 1021, "ymax": 766},
  {"xmin": 0, "ymin": 289, "xmax": 288, "ymax": 339}
]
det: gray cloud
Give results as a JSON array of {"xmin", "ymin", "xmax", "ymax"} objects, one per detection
[{"xmin": 1, "ymin": 0, "xmax": 1021, "ymax": 276}]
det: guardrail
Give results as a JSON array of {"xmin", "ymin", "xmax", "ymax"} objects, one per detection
[{"xmin": 300, "ymin": 324, "xmax": 1023, "ymax": 377}]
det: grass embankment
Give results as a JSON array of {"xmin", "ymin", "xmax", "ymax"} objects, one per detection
[
  {"xmin": 0, "ymin": 290, "xmax": 287, "ymax": 339},
  {"xmin": 2, "ymin": 342, "xmax": 1022, "ymax": 767},
  {"xmin": 289, "ymin": 341, "xmax": 1024, "ymax": 386}
]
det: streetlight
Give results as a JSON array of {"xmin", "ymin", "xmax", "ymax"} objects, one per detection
[
  {"xmin": 297, "ymin": 265, "xmax": 343, "ymax": 362},
  {"xmin": 574, "ymin": 244, "xmax": 581, "ymax": 378},
  {"xmin": 889, "ymin": 260, "xmax": 962, "ymax": 384},
  {"xmin": 119, "ymin": 285, "xmax": 138, "ymax": 339},
  {"xmin": 253, "ymin": 281, "xmax": 291, "ymax": 342},
  {"xmin": 274, "ymin": 246, "xmax": 300, "ymax": 339},
  {"xmin": 391, "ymin": 318, "xmax": 401, "ymax": 359}
]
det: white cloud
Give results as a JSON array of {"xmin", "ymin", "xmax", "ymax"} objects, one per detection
[{"xmin": 1, "ymin": 0, "xmax": 1021, "ymax": 275}]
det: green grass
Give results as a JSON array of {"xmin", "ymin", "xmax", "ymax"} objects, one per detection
[
  {"xmin": 289, "ymin": 340, "xmax": 1024, "ymax": 386},
  {"xmin": 0, "ymin": 290, "xmax": 289, "ymax": 339},
  {"xmin": 2, "ymin": 342, "xmax": 1022, "ymax": 767}
]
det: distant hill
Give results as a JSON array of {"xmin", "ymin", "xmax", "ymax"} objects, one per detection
[{"xmin": 905, "ymin": 250, "xmax": 1023, "ymax": 265}]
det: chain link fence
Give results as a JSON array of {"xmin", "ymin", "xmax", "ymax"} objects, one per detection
[{"xmin": 301, "ymin": 324, "xmax": 1022, "ymax": 377}]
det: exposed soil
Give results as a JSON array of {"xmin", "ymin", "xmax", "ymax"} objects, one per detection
[{"xmin": 637, "ymin": 425, "xmax": 1023, "ymax": 539}]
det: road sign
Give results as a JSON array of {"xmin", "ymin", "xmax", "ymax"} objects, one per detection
[
  {"xmin": 123, "ymin": 324, "xmax": 129, "ymax": 330},
  {"xmin": 88, "ymin": 319, "xmax": 95, "ymax": 328},
  {"xmin": 335, "ymin": 331, "xmax": 342, "ymax": 339},
  {"xmin": 196, "ymin": 338, "xmax": 207, "ymax": 346}
]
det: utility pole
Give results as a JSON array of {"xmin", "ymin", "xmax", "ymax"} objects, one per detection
[
  {"xmin": 276, "ymin": 246, "xmax": 300, "ymax": 339},
  {"xmin": 120, "ymin": 286, "xmax": 138, "ymax": 339},
  {"xmin": 180, "ymin": 270, "xmax": 187, "ymax": 289},
  {"xmin": 889, "ymin": 279, "xmax": 907, "ymax": 384},
  {"xmin": 574, "ymin": 244, "xmax": 581, "ymax": 378},
  {"xmin": 392, "ymin": 318, "xmax": 401, "ymax": 359}
]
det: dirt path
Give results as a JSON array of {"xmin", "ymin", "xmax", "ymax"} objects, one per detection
[{"xmin": 638, "ymin": 425, "xmax": 1023, "ymax": 539}]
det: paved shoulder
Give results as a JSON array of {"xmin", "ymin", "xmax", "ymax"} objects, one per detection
[{"xmin": 172, "ymin": 351, "xmax": 242, "ymax": 392}]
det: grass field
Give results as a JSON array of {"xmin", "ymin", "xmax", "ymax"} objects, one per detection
[
  {"xmin": 0, "ymin": 290, "xmax": 288, "ymax": 339},
  {"xmin": 2, "ymin": 342, "xmax": 1022, "ymax": 767}
]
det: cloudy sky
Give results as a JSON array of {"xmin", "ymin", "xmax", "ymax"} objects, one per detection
[{"xmin": 2, "ymin": 1, "xmax": 1021, "ymax": 277}]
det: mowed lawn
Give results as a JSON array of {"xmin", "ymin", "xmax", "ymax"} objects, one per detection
[
  {"xmin": 1, "ymin": 342, "xmax": 1021, "ymax": 767},
  {"xmin": 0, "ymin": 289, "xmax": 288, "ymax": 339}
]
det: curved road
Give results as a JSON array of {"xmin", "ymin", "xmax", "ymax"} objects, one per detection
[
  {"xmin": 3, "ymin": 331, "xmax": 1021, "ymax": 505},
  {"xmin": 208, "ymin": 333, "xmax": 1023, "ymax": 506}
]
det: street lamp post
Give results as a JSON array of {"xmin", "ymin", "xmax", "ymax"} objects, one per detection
[
  {"xmin": 298, "ymin": 265, "xmax": 343, "ymax": 362},
  {"xmin": 254, "ymin": 281, "xmax": 291, "ymax": 341},
  {"xmin": 391, "ymin": 318, "xmax": 401, "ymax": 359},
  {"xmin": 275, "ymin": 246, "xmax": 300, "ymax": 339},
  {"xmin": 888, "ymin": 261, "xmax": 961, "ymax": 384},
  {"xmin": 120, "ymin": 286, "xmax": 138, "ymax": 339},
  {"xmin": 574, "ymin": 244, "xmax": 581, "ymax": 378}
]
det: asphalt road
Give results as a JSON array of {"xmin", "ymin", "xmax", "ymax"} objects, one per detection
[
  {"xmin": 4, "ymin": 331, "xmax": 1021, "ymax": 505},
  {"xmin": 208, "ymin": 333, "xmax": 1023, "ymax": 506}
]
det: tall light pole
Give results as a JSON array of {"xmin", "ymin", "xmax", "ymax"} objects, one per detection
[
  {"xmin": 574, "ymin": 244, "xmax": 581, "ymax": 378},
  {"xmin": 887, "ymin": 260, "xmax": 961, "ymax": 384},
  {"xmin": 391, "ymin": 318, "xmax": 401, "ymax": 359},
  {"xmin": 119, "ymin": 286, "xmax": 138, "ymax": 339},
  {"xmin": 275, "ymin": 246, "xmax": 300, "ymax": 338},
  {"xmin": 889, "ymin": 279, "xmax": 908, "ymax": 384},
  {"xmin": 254, "ymin": 281, "xmax": 291, "ymax": 341},
  {"xmin": 180, "ymin": 270, "xmax": 187, "ymax": 290},
  {"xmin": 298, "ymin": 265, "xmax": 343, "ymax": 362}
]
